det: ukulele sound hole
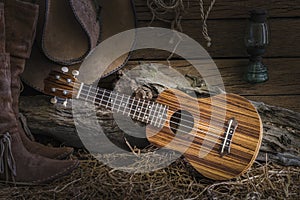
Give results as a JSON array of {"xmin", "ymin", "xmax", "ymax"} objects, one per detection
[{"xmin": 170, "ymin": 110, "xmax": 194, "ymax": 135}]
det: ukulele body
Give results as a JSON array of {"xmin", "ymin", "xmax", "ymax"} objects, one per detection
[{"xmin": 146, "ymin": 88, "xmax": 263, "ymax": 180}]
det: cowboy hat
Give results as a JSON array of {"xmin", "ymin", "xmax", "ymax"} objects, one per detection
[{"xmin": 22, "ymin": 0, "xmax": 136, "ymax": 92}]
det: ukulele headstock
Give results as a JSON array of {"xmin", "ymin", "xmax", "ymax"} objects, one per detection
[{"xmin": 44, "ymin": 67, "xmax": 80, "ymax": 105}]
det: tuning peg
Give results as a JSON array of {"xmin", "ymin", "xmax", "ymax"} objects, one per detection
[
  {"xmin": 72, "ymin": 70, "xmax": 79, "ymax": 78},
  {"xmin": 50, "ymin": 96, "xmax": 58, "ymax": 104},
  {"xmin": 63, "ymin": 99, "xmax": 68, "ymax": 107},
  {"xmin": 63, "ymin": 90, "xmax": 68, "ymax": 96},
  {"xmin": 61, "ymin": 67, "xmax": 69, "ymax": 73}
]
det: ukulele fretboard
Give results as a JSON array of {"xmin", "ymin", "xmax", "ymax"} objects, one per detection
[{"xmin": 77, "ymin": 83, "xmax": 168, "ymax": 128}]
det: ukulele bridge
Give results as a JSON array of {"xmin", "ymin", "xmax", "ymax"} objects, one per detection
[{"xmin": 220, "ymin": 118, "xmax": 238, "ymax": 156}]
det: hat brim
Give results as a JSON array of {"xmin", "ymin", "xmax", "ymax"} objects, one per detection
[{"xmin": 22, "ymin": 0, "xmax": 136, "ymax": 92}]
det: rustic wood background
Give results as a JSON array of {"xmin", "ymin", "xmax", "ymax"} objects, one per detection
[{"xmin": 131, "ymin": 0, "xmax": 300, "ymax": 112}]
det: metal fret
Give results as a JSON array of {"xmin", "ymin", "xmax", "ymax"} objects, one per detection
[
  {"xmin": 149, "ymin": 102, "xmax": 156, "ymax": 126},
  {"xmin": 80, "ymin": 85, "xmax": 88, "ymax": 101},
  {"xmin": 158, "ymin": 105, "xmax": 167, "ymax": 126},
  {"xmin": 106, "ymin": 90, "xmax": 112, "ymax": 109},
  {"xmin": 128, "ymin": 97, "xmax": 135, "ymax": 117},
  {"xmin": 123, "ymin": 95, "xmax": 130, "ymax": 115},
  {"xmin": 155, "ymin": 104, "xmax": 163, "ymax": 126},
  {"xmin": 117, "ymin": 94, "xmax": 125, "ymax": 113},
  {"xmin": 155, "ymin": 104, "xmax": 162, "ymax": 125},
  {"xmin": 93, "ymin": 87, "xmax": 99, "ymax": 104},
  {"xmin": 86, "ymin": 85, "xmax": 92, "ymax": 101},
  {"xmin": 144, "ymin": 100, "xmax": 151, "ymax": 123},
  {"xmin": 132, "ymin": 98, "xmax": 140, "ymax": 119},
  {"xmin": 137, "ymin": 99, "xmax": 146, "ymax": 121},
  {"xmin": 111, "ymin": 92, "xmax": 118, "ymax": 111},
  {"xmin": 99, "ymin": 89, "xmax": 105, "ymax": 107},
  {"xmin": 151, "ymin": 103, "xmax": 160, "ymax": 126}
]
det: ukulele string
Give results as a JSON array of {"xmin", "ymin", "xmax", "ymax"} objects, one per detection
[
  {"xmin": 76, "ymin": 84, "xmax": 228, "ymax": 133},
  {"xmin": 72, "ymin": 83, "xmax": 230, "ymax": 137},
  {"xmin": 77, "ymin": 95, "xmax": 228, "ymax": 148},
  {"xmin": 67, "ymin": 84, "xmax": 236, "ymax": 150},
  {"xmin": 72, "ymin": 82, "xmax": 228, "ymax": 129},
  {"xmin": 73, "ymin": 84, "xmax": 231, "ymax": 145},
  {"xmin": 75, "ymin": 83, "xmax": 230, "ymax": 132}
]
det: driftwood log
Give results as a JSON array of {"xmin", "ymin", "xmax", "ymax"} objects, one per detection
[{"xmin": 19, "ymin": 65, "xmax": 300, "ymax": 167}]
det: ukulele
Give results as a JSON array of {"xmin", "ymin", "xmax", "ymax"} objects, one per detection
[{"xmin": 44, "ymin": 69, "xmax": 263, "ymax": 180}]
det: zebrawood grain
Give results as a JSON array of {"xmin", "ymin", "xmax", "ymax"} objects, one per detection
[{"xmin": 147, "ymin": 89, "xmax": 262, "ymax": 180}]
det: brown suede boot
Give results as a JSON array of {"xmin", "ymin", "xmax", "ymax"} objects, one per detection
[
  {"xmin": 0, "ymin": 52, "xmax": 79, "ymax": 184},
  {"xmin": 4, "ymin": 0, "xmax": 73, "ymax": 159}
]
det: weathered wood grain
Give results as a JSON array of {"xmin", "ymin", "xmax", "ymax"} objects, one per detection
[
  {"xmin": 121, "ymin": 59, "xmax": 300, "ymax": 112},
  {"xmin": 135, "ymin": 0, "xmax": 300, "ymax": 20},
  {"xmin": 131, "ymin": 19, "xmax": 300, "ymax": 59},
  {"xmin": 213, "ymin": 58, "xmax": 300, "ymax": 95},
  {"xmin": 125, "ymin": 58, "xmax": 300, "ymax": 96},
  {"xmin": 246, "ymin": 95, "xmax": 300, "ymax": 112},
  {"xmin": 253, "ymin": 101, "xmax": 300, "ymax": 166}
]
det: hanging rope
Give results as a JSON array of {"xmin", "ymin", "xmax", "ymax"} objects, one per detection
[
  {"xmin": 147, "ymin": 0, "xmax": 216, "ymax": 47},
  {"xmin": 198, "ymin": 0, "xmax": 216, "ymax": 47},
  {"xmin": 147, "ymin": 0, "xmax": 185, "ymax": 31}
]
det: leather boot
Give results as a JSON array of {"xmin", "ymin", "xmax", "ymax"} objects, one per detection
[
  {"xmin": 0, "ymin": 53, "xmax": 79, "ymax": 184},
  {"xmin": 4, "ymin": 0, "xmax": 73, "ymax": 159}
]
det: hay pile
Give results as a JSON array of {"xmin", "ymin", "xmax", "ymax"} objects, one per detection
[{"xmin": 0, "ymin": 149, "xmax": 299, "ymax": 200}]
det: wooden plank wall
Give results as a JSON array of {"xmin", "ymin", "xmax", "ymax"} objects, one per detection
[{"xmin": 131, "ymin": 0, "xmax": 300, "ymax": 112}]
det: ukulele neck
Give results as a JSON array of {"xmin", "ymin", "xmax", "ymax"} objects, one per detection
[{"xmin": 76, "ymin": 83, "xmax": 168, "ymax": 128}]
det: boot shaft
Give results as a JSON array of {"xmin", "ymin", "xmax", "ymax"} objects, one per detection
[
  {"xmin": 0, "ymin": 3, "xmax": 5, "ymax": 53},
  {"xmin": 0, "ymin": 53, "xmax": 11, "ymax": 102},
  {"xmin": 4, "ymin": 0, "xmax": 39, "ymax": 115},
  {"xmin": 9, "ymin": 56, "xmax": 25, "ymax": 115},
  {"xmin": 0, "ymin": 3, "xmax": 18, "ymax": 136},
  {"xmin": 0, "ymin": 53, "xmax": 18, "ymax": 136},
  {"xmin": 4, "ymin": 0, "xmax": 39, "ymax": 59}
]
